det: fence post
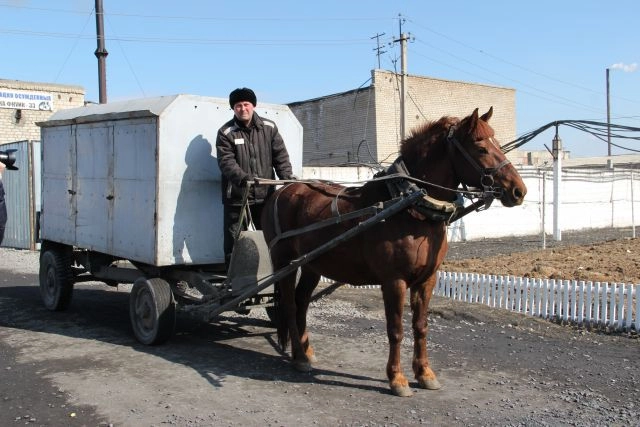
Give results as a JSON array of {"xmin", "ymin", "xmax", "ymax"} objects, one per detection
[
  {"xmin": 549, "ymin": 279, "xmax": 556, "ymax": 318},
  {"xmin": 624, "ymin": 284, "xmax": 633, "ymax": 331},
  {"xmin": 609, "ymin": 283, "xmax": 617, "ymax": 329},
  {"xmin": 616, "ymin": 284, "xmax": 625, "ymax": 331},
  {"xmin": 562, "ymin": 280, "xmax": 569, "ymax": 323},
  {"xmin": 632, "ymin": 171, "xmax": 636, "ymax": 239},
  {"xmin": 585, "ymin": 282, "xmax": 593, "ymax": 327},
  {"xmin": 593, "ymin": 282, "xmax": 602, "ymax": 324},
  {"xmin": 544, "ymin": 280, "xmax": 550, "ymax": 318},
  {"xmin": 577, "ymin": 281, "xmax": 585, "ymax": 327},
  {"xmin": 635, "ymin": 284, "xmax": 639, "ymax": 332},
  {"xmin": 542, "ymin": 170, "xmax": 547, "ymax": 249}
]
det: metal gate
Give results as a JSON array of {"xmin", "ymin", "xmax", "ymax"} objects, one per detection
[{"xmin": 0, "ymin": 139, "xmax": 40, "ymax": 250}]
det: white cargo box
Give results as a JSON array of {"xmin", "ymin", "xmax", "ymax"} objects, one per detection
[{"xmin": 38, "ymin": 94, "xmax": 303, "ymax": 266}]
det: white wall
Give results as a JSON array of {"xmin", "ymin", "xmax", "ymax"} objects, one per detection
[{"xmin": 302, "ymin": 166, "xmax": 640, "ymax": 242}]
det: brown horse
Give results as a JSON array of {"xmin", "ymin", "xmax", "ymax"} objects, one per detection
[{"xmin": 260, "ymin": 107, "xmax": 527, "ymax": 397}]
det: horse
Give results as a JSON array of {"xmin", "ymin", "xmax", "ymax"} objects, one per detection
[{"xmin": 260, "ymin": 107, "xmax": 527, "ymax": 397}]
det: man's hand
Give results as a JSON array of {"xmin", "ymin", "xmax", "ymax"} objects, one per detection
[{"xmin": 0, "ymin": 162, "xmax": 5, "ymax": 176}]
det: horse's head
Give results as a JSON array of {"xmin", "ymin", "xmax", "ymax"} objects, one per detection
[{"xmin": 447, "ymin": 107, "xmax": 527, "ymax": 207}]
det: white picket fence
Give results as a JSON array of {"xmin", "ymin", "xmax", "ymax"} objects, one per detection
[
  {"xmin": 435, "ymin": 272, "xmax": 639, "ymax": 332},
  {"xmin": 334, "ymin": 272, "xmax": 639, "ymax": 332}
]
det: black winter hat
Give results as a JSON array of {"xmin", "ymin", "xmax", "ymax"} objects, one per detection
[{"xmin": 229, "ymin": 87, "xmax": 257, "ymax": 108}]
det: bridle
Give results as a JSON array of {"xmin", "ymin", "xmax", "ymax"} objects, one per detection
[{"xmin": 446, "ymin": 125, "xmax": 511, "ymax": 202}]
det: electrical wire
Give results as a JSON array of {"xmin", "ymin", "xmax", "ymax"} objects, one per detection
[{"xmin": 502, "ymin": 120, "xmax": 640, "ymax": 154}]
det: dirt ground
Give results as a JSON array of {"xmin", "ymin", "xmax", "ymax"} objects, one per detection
[
  {"xmin": 443, "ymin": 228, "xmax": 640, "ymax": 284},
  {"xmin": 0, "ymin": 228, "xmax": 639, "ymax": 426}
]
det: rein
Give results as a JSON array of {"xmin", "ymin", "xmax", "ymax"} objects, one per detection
[
  {"xmin": 255, "ymin": 126, "xmax": 511, "ymax": 246},
  {"xmin": 446, "ymin": 125, "xmax": 510, "ymax": 200}
]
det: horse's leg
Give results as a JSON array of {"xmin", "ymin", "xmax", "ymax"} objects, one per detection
[
  {"xmin": 382, "ymin": 280, "xmax": 412, "ymax": 397},
  {"xmin": 294, "ymin": 267, "xmax": 321, "ymax": 364},
  {"xmin": 276, "ymin": 265, "xmax": 311, "ymax": 372},
  {"xmin": 410, "ymin": 275, "xmax": 441, "ymax": 390}
]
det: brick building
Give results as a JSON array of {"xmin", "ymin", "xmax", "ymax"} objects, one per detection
[
  {"xmin": 289, "ymin": 69, "xmax": 518, "ymax": 167},
  {"xmin": 0, "ymin": 79, "xmax": 85, "ymax": 145}
]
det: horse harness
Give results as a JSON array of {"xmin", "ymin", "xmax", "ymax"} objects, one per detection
[
  {"xmin": 265, "ymin": 125, "xmax": 511, "ymax": 249},
  {"xmin": 446, "ymin": 125, "xmax": 511, "ymax": 200},
  {"xmin": 376, "ymin": 157, "xmax": 461, "ymax": 224}
]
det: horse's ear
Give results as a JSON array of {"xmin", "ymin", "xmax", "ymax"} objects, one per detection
[
  {"xmin": 480, "ymin": 106, "xmax": 493, "ymax": 122},
  {"xmin": 468, "ymin": 108, "xmax": 480, "ymax": 133}
]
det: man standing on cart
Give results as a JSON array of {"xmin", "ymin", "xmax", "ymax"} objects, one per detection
[{"xmin": 216, "ymin": 87, "xmax": 295, "ymax": 266}]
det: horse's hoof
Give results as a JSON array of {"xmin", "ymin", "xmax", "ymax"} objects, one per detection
[
  {"xmin": 307, "ymin": 354, "xmax": 317, "ymax": 364},
  {"xmin": 390, "ymin": 385, "xmax": 413, "ymax": 397},
  {"xmin": 292, "ymin": 360, "xmax": 312, "ymax": 372},
  {"xmin": 418, "ymin": 377, "xmax": 442, "ymax": 390}
]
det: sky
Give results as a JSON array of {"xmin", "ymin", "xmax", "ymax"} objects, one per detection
[{"xmin": 1, "ymin": 0, "xmax": 638, "ymax": 158}]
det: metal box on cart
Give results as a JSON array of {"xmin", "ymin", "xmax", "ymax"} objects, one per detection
[
  {"xmin": 39, "ymin": 94, "xmax": 302, "ymax": 266},
  {"xmin": 37, "ymin": 94, "xmax": 303, "ymax": 344}
]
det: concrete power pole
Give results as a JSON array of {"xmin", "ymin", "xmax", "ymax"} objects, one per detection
[
  {"xmin": 552, "ymin": 127, "xmax": 562, "ymax": 241},
  {"xmin": 400, "ymin": 32, "xmax": 408, "ymax": 140},
  {"xmin": 95, "ymin": 0, "xmax": 108, "ymax": 104},
  {"xmin": 393, "ymin": 16, "xmax": 410, "ymax": 140},
  {"xmin": 606, "ymin": 68, "xmax": 611, "ymax": 156},
  {"xmin": 371, "ymin": 32, "xmax": 386, "ymax": 69}
]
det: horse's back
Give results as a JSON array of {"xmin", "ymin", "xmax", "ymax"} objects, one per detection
[{"xmin": 261, "ymin": 181, "xmax": 448, "ymax": 286}]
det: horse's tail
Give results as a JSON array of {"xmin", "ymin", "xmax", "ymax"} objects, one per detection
[{"xmin": 276, "ymin": 295, "xmax": 290, "ymax": 351}]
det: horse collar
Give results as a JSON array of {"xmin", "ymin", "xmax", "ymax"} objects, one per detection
[{"xmin": 384, "ymin": 157, "xmax": 417, "ymax": 198}]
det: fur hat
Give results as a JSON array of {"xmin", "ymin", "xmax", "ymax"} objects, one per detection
[{"xmin": 229, "ymin": 87, "xmax": 257, "ymax": 108}]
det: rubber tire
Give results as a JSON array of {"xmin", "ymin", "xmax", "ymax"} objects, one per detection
[
  {"xmin": 129, "ymin": 277, "xmax": 176, "ymax": 345},
  {"xmin": 39, "ymin": 249, "xmax": 74, "ymax": 311}
]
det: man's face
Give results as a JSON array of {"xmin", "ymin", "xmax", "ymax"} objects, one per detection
[{"xmin": 233, "ymin": 101, "xmax": 254, "ymax": 125}]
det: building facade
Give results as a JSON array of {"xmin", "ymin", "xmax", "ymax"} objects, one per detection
[
  {"xmin": 289, "ymin": 69, "xmax": 517, "ymax": 167},
  {"xmin": 0, "ymin": 79, "xmax": 85, "ymax": 146}
]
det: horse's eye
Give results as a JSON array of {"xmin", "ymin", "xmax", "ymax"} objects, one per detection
[{"xmin": 477, "ymin": 146, "xmax": 489, "ymax": 155}]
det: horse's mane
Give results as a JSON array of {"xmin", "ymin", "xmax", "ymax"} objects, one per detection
[{"xmin": 400, "ymin": 116, "xmax": 459, "ymax": 160}]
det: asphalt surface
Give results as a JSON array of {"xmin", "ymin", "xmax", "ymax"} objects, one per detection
[{"xmin": 0, "ymin": 226, "xmax": 637, "ymax": 426}]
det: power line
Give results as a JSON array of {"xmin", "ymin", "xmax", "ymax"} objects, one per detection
[
  {"xmin": 0, "ymin": 28, "xmax": 371, "ymax": 46},
  {"xmin": 405, "ymin": 16, "xmax": 604, "ymax": 98},
  {"xmin": 0, "ymin": 3, "xmax": 389, "ymax": 23},
  {"xmin": 53, "ymin": 8, "xmax": 95, "ymax": 83},
  {"xmin": 503, "ymin": 120, "xmax": 640, "ymax": 154},
  {"xmin": 410, "ymin": 43, "xmax": 603, "ymax": 115}
]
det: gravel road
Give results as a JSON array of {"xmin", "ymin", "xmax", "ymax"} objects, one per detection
[{"xmin": 0, "ymin": 227, "xmax": 638, "ymax": 426}]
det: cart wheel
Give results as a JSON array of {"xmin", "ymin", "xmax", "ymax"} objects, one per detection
[
  {"xmin": 129, "ymin": 277, "xmax": 176, "ymax": 345},
  {"xmin": 39, "ymin": 249, "xmax": 74, "ymax": 311}
]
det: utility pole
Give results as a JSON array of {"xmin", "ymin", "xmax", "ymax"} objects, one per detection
[
  {"xmin": 606, "ymin": 68, "xmax": 611, "ymax": 156},
  {"xmin": 392, "ymin": 15, "xmax": 410, "ymax": 139},
  {"xmin": 371, "ymin": 32, "xmax": 386, "ymax": 69},
  {"xmin": 95, "ymin": 0, "xmax": 108, "ymax": 104},
  {"xmin": 552, "ymin": 126, "xmax": 562, "ymax": 241}
]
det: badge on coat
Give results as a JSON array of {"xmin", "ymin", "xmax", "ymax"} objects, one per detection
[{"xmin": 234, "ymin": 138, "xmax": 245, "ymax": 145}]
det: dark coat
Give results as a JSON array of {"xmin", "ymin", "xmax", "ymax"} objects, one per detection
[
  {"xmin": 216, "ymin": 112, "xmax": 293, "ymax": 206},
  {"xmin": 0, "ymin": 179, "xmax": 6, "ymax": 245}
]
